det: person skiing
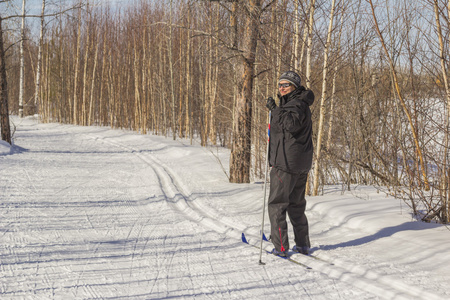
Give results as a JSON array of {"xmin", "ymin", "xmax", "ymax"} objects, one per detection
[{"xmin": 265, "ymin": 71, "xmax": 315, "ymax": 257}]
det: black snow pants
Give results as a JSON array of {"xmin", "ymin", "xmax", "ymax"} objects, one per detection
[{"xmin": 268, "ymin": 167, "xmax": 310, "ymax": 252}]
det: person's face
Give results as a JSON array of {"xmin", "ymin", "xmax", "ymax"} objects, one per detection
[{"xmin": 278, "ymin": 80, "xmax": 295, "ymax": 96}]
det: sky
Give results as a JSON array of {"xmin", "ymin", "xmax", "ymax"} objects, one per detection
[
  {"xmin": 1, "ymin": 0, "xmax": 128, "ymax": 38},
  {"xmin": 1, "ymin": 115, "xmax": 450, "ymax": 299}
]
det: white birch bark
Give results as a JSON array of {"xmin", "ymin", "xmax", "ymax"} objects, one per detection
[
  {"xmin": 209, "ymin": 5, "xmax": 219, "ymax": 145},
  {"xmin": 434, "ymin": 0, "xmax": 450, "ymax": 221},
  {"xmin": 312, "ymin": 0, "xmax": 336, "ymax": 196},
  {"xmin": 186, "ymin": 6, "xmax": 191, "ymax": 143},
  {"xmin": 133, "ymin": 34, "xmax": 141, "ymax": 132},
  {"xmin": 169, "ymin": 0, "xmax": 176, "ymax": 140},
  {"xmin": 81, "ymin": 2, "xmax": 90, "ymax": 126},
  {"xmin": 19, "ymin": 0, "xmax": 26, "ymax": 118},
  {"xmin": 293, "ymin": 0, "xmax": 300, "ymax": 72},
  {"xmin": 229, "ymin": 0, "xmax": 261, "ymax": 183},
  {"xmin": 305, "ymin": 0, "xmax": 316, "ymax": 89},
  {"xmin": 34, "ymin": 0, "xmax": 45, "ymax": 116},
  {"xmin": 88, "ymin": 31, "xmax": 99, "ymax": 126},
  {"xmin": 73, "ymin": 5, "xmax": 82, "ymax": 125}
]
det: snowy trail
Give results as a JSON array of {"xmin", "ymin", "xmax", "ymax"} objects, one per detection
[
  {"xmin": 95, "ymin": 130, "xmax": 442, "ymax": 300},
  {"xmin": 1, "ymin": 117, "xmax": 449, "ymax": 299},
  {"xmin": 87, "ymin": 124, "xmax": 447, "ymax": 299}
]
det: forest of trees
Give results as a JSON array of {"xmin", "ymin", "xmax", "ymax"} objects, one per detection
[{"xmin": 1, "ymin": 0, "xmax": 449, "ymax": 224}]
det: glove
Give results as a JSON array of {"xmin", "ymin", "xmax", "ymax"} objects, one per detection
[{"xmin": 266, "ymin": 97, "xmax": 276, "ymax": 111}]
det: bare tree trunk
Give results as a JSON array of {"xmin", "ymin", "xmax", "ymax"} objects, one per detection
[
  {"xmin": 204, "ymin": 5, "xmax": 212, "ymax": 145},
  {"xmin": 369, "ymin": 0, "xmax": 430, "ymax": 191},
  {"xmin": 160, "ymin": 41, "xmax": 167, "ymax": 136},
  {"xmin": 88, "ymin": 27, "xmax": 99, "ymax": 126},
  {"xmin": 46, "ymin": 41, "xmax": 52, "ymax": 120},
  {"xmin": 147, "ymin": 23, "xmax": 156, "ymax": 133},
  {"xmin": 34, "ymin": 0, "xmax": 46, "ymax": 116},
  {"xmin": 293, "ymin": 0, "xmax": 300, "ymax": 72},
  {"xmin": 81, "ymin": 3, "xmax": 91, "ymax": 126},
  {"xmin": 269, "ymin": 0, "xmax": 278, "ymax": 93},
  {"xmin": 169, "ymin": 0, "xmax": 176, "ymax": 140},
  {"xmin": 44, "ymin": 39, "xmax": 50, "ymax": 121},
  {"xmin": 304, "ymin": 0, "xmax": 316, "ymax": 194},
  {"xmin": 186, "ymin": 6, "xmax": 192, "ymax": 143},
  {"xmin": 229, "ymin": 0, "xmax": 261, "ymax": 183},
  {"xmin": 133, "ymin": 34, "xmax": 141, "ymax": 132},
  {"xmin": 231, "ymin": 1, "xmax": 238, "ymax": 50},
  {"xmin": 326, "ymin": 10, "xmax": 345, "ymax": 152},
  {"xmin": 209, "ymin": 4, "xmax": 219, "ymax": 145},
  {"xmin": 141, "ymin": 24, "xmax": 148, "ymax": 135},
  {"xmin": 447, "ymin": 0, "xmax": 450, "ymax": 223},
  {"xmin": 312, "ymin": 0, "xmax": 336, "ymax": 196},
  {"xmin": 305, "ymin": 0, "xmax": 316, "ymax": 89},
  {"xmin": 58, "ymin": 15, "xmax": 67, "ymax": 123},
  {"xmin": 19, "ymin": 0, "xmax": 26, "ymax": 118},
  {"xmin": 178, "ymin": 22, "xmax": 184, "ymax": 138},
  {"xmin": 73, "ymin": 4, "xmax": 82, "ymax": 125},
  {"xmin": 99, "ymin": 26, "xmax": 107, "ymax": 127},
  {"xmin": 108, "ymin": 52, "xmax": 114, "ymax": 127},
  {"xmin": 299, "ymin": 3, "xmax": 309, "ymax": 73},
  {"xmin": 276, "ymin": 2, "xmax": 287, "ymax": 77},
  {"xmin": 304, "ymin": 0, "xmax": 315, "ymax": 195},
  {"xmin": 0, "ymin": 18, "xmax": 11, "ymax": 144},
  {"xmin": 433, "ymin": 0, "xmax": 450, "ymax": 221}
]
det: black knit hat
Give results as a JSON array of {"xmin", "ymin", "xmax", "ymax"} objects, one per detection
[{"xmin": 278, "ymin": 71, "xmax": 301, "ymax": 88}]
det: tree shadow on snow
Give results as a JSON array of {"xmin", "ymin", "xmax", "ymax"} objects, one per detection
[{"xmin": 312, "ymin": 220, "xmax": 442, "ymax": 252}]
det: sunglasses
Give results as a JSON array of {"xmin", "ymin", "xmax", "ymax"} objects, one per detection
[{"xmin": 278, "ymin": 83, "xmax": 292, "ymax": 88}]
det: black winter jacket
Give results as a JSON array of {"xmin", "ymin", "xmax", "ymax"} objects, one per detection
[{"xmin": 268, "ymin": 86, "xmax": 315, "ymax": 174}]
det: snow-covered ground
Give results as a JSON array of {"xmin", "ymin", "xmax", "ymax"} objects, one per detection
[{"xmin": 1, "ymin": 116, "xmax": 449, "ymax": 299}]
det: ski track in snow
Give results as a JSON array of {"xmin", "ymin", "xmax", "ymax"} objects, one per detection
[
  {"xmin": 1, "ymin": 117, "xmax": 449, "ymax": 299},
  {"xmin": 88, "ymin": 127, "xmax": 444, "ymax": 299}
]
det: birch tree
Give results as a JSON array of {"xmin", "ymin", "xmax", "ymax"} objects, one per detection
[
  {"xmin": 292, "ymin": 0, "xmax": 301, "ymax": 72},
  {"xmin": 312, "ymin": 0, "xmax": 337, "ymax": 196},
  {"xmin": 432, "ymin": 0, "xmax": 450, "ymax": 222},
  {"xmin": 305, "ymin": 0, "xmax": 316, "ymax": 88},
  {"xmin": 18, "ymin": 0, "xmax": 25, "ymax": 118},
  {"xmin": 229, "ymin": 0, "xmax": 261, "ymax": 183},
  {"xmin": 73, "ymin": 4, "xmax": 82, "ymax": 125},
  {"xmin": 81, "ymin": 2, "xmax": 91, "ymax": 126},
  {"xmin": 33, "ymin": 0, "xmax": 45, "ymax": 115},
  {"xmin": 0, "ymin": 16, "xmax": 11, "ymax": 144},
  {"xmin": 169, "ymin": 0, "xmax": 176, "ymax": 140},
  {"xmin": 368, "ymin": 0, "xmax": 430, "ymax": 191}
]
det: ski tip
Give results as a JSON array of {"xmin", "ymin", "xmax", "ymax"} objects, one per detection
[
  {"xmin": 241, "ymin": 233, "xmax": 248, "ymax": 244},
  {"xmin": 262, "ymin": 233, "xmax": 269, "ymax": 241}
]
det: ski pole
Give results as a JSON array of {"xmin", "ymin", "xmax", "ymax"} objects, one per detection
[{"xmin": 259, "ymin": 110, "xmax": 271, "ymax": 265}]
